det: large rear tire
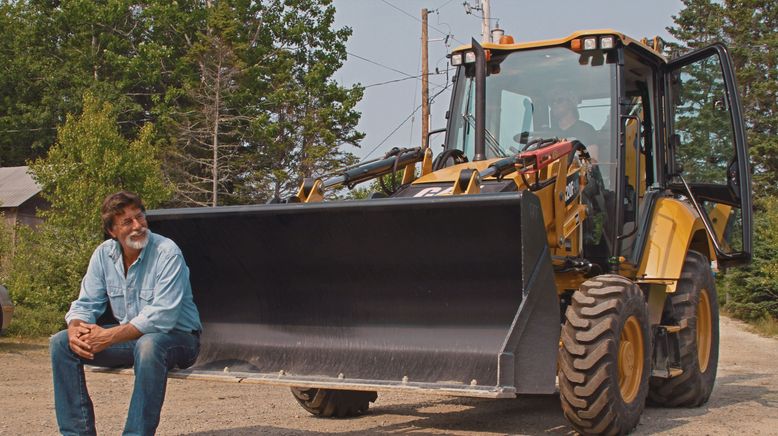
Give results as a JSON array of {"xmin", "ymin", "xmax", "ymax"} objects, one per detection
[
  {"xmin": 648, "ymin": 250, "xmax": 719, "ymax": 407},
  {"xmin": 290, "ymin": 387, "xmax": 377, "ymax": 418},
  {"xmin": 559, "ymin": 275, "xmax": 650, "ymax": 435}
]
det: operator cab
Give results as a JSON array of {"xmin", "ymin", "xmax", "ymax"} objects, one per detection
[
  {"xmin": 442, "ymin": 31, "xmax": 751, "ymax": 271},
  {"xmin": 445, "ymin": 36, "xmax": 619, "ymax": 267}
]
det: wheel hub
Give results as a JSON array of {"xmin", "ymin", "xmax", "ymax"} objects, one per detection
[
  {"xmin": 697, "ymin": 289, "xmax": 712, "ymax": 373},
  {"xmin": 620, "ymin": 341, "xmax": 635, "ymax": 374},
  {"xmin": 618, "ymin": 315, "xmax": 644, "ymax": 403}
]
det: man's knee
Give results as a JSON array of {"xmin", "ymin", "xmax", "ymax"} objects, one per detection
[
  {"xmin": 49, "ymin": 330, "xmax": 70, "ymax": 359},
  {"xmin": 133, "ymin": 334, "xmax": 167, "ymax": 366}
]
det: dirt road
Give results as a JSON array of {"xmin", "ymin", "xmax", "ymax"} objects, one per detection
[{"xmin": 1, "ymin": 316, "xmax": 776, "ymax": 435}]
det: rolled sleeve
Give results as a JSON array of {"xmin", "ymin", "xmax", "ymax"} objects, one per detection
[
  {"xmin": 129, "ymin": 251, "xmax": 187, "ymax": 334},
  {"xmin": 65, "ymin": 249, "xmax": 108, "ymax": 325}
]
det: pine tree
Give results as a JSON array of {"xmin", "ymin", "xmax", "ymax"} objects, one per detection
[
  {"xmin": 226, "ymin": 0, "xmax": 364, "ymax": 202},
  {"xmin": 669, "ymin": 0, "xmax": 778, "ymax": 194},
  {"xmin": 670, "ymin": 0, "xmax": 778, "ymax": 320}
]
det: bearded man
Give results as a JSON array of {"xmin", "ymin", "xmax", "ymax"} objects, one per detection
[{"xmin": 49, "ymin": 191, "xmax": 202, "ymax": 436}]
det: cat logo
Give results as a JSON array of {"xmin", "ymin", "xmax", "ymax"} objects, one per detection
[
  {"xmin": 564, "ymin": 175, "xmax": 580, "ymax": 205},
  {"xmin": 413, "ymin": 186, "xmax": 454, "ymax": 197}
]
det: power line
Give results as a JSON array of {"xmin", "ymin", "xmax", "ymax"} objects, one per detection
[
  {"xmin": 347, "ymin": 51, "xmax": 415, "ymax": 78},
  {"xmin": 363, "ymin": 75, "xmax": 421, "ymax": 89},
  {"xmin": 432, "ymin": 0, "xmax": 456, "ymax": 10},
  {"xmin": 379, "ymin": 0, "xmax": 465, "ymax": 45},
  {"xmin": 0, "ymin": 127, "xmax": 57, "ymax": 134},
  {"xmin": 363, "ymin": 73, "xmax": 446, "ymax": 89},
  {"xmin": 363, "ymin": 107, "xmax": 418, "ymax": 160},
  {"xmin": 347, "ymin": 52, "xmax": 449, "ymax": 91},
  {"xmin": 0, "ymin": 118, "xmax": 155, "ymax": 136},
  {"xmin": 362, "ymin": 83, "xmax": 452, "ymax": 160}
]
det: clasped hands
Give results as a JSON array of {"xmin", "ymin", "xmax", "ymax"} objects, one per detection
[{"xmin": 67, "ymin": 322, "xmax": 114, "ymax": 360}]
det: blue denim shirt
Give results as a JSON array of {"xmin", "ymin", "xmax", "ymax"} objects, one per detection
[{"xmin": 66, "ymin": 231, "xmax": 202, "ymax": 334}]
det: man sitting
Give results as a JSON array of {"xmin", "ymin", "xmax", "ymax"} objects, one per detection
[{"xmin": 50, "ymin": 191, "xmax": 202, "ymax": 435}]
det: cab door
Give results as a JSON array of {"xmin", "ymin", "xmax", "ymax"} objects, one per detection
[{"xmin": 664, "ymin": 43, "xmax": 752, "ymax": 267}]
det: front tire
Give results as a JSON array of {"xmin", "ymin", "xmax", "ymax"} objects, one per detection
[
  {"xmin": 559, "ymin": 275, "xmax": 650, "ymax": 435},
  {"xmin": 648, "ymin": 250, "xmax": 719, "ymax": 407},
  {"xmin": 290, "ymin": 387, "xmax": 377, "ymax": 418}
]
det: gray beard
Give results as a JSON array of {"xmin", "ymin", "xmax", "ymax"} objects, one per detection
[{"xmin": 125, "ymin": 229, "xmax": 149, "ymax": 250}]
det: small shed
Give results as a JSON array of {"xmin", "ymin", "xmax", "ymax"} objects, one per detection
[{"xmin": 0, "ymin": 166, "xmax": 49, "ymax": 231}]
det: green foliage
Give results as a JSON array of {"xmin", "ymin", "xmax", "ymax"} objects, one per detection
[
  {"xmin": 3, "ymin": 303, "xmax": 66, "ymax": 338},
  {"xmin": 33, "ymin": 94, "xmax": 168, "ymax": 229},
  {"xmin": 1, "ymin": 0, "xmax": 363, "ymax": 205},
  {"xmin": 1, "ymin": 0, "xmax": 161, "ymax": 165},
  {"xmin": 8, "ymin": 94, "xmax": 169, "ymax": 320},
  {"xmin": 718, "ymin": 196, "xmax": 778, "ymax": 320},
  {"xmin": 344, "ymin": 167, "xmax": 420, "ymax": 200},
  {"xmin": 671, "ymin": 55, "xmax": 735, "ymax": 185},
  {"xmin": 346, "ymin": 178, "xmax": 389, "ymax": 200},
  {"xmin": 1, "ymin": 0, "xmax": 363, "ymax": 336},
  {"xmin": 749, "ymin": 315, "xmax": 778, "ymax": 338},
  {"xmin": 722, "ymin": 1, "xmax": 778, "ymax": 196},
  {"xmin": 671, "ymin": 0, "xmax": 778, "ymax": 324},
  {"xmin": 0, "ymin": 1, "xmax": 54, "ymax": 165},
  {"xmin": 670, "ymin": 0, "xmax": 778, "ymax": 195},
  {"xmin": 216, "ymin": 0, "xmax": 364, "ymax": 203},
  {"xmin": 0, "ymin": 213, "xmax": 13, "ymax": 283}
]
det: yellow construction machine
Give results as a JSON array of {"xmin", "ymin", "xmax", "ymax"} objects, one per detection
[{"xmin": 147, "ymin": 30, "xmax": 752, "ymax": 434}]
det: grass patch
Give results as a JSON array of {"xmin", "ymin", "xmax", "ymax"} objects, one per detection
[
  {"xmin": 749, "ymin": 315, "xmax": 778, "ymax": 338},
  {"xmin": 722, "ymin": 308, "xmax": 778, "ymax": 339},
  {"xmin": 0, "ymin": 336, "xmax": 49, "ymax": 354},
  {"xmin": 3, "ymin": 303, "xmax": 67, "ymax": 338}
]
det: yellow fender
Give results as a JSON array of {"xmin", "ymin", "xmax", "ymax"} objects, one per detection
[{"xmin": 637, "ymin": 197, "xmax": 713, "ymax": 291}]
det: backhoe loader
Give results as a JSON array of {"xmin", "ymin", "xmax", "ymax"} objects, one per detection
[{"xmin": 143, "ymin": 30, "xmax": 752, "ymax": 435}]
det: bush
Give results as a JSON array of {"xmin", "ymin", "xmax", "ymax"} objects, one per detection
[
  {"xmin": 0, "ymin": 213, "xmax": 13, "ymax": 283},
  {"xmin": 4, "ymin": 303, "xmax": 66, "ymax": 337},
  {"xmin": 6, "ymin": 94, "xmax": 170, "ymax": 336},
  {"xmin": 9, "ymin": 225, "xmax": 92, "ymax": 312},
  {"xmin": 718, "ymin": 195, "xmax": 778, "ymax": 321}
]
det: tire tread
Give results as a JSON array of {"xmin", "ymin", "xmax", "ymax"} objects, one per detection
[
  {"xmin": 647, "ymin": 251, "xmax": 720, "ymax": 408},
  {"xmin": 558, "ymin": 275, "xmax": 650, "ymax": 435},
  {"xmin": 291, "ymin": 388, "xmax": 377, "ymax": 418}
]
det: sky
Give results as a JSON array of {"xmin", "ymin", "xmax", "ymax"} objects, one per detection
[{"xmin": 332, "ymin": 0, "xmax": 685, "ymax": 161}]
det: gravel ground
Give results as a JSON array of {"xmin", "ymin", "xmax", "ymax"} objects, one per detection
[{"xmin": 1, "ymin": 316, "xmax": 776, "ymax": 435}]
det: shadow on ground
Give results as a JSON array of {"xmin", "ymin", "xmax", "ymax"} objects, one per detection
[
  {"xmin": 186, "ymin": 394, "xmax": 571, "ymax": 435},
  {"xmin": 185, "ymin": 370, "xmax": 777, "ymax": 436}
]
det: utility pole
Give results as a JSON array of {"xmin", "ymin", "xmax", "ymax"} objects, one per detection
[
  {"xmin": 463, "ymin": 0, "xmax": 491, "ymax": 43},
  {"xmin": 481, "ymin": 0, "xmax": 491, "ymax": 43},
  {"xmin": 421, "ymin": 8, "xmax": 429, "ymax": 149}
]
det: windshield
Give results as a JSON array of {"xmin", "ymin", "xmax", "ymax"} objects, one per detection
[{"xmin": 447, "ymin": 46, "xmax": 616, "ymax": 182}]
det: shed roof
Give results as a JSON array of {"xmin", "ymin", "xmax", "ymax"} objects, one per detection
[{"xmin": 0, "ymin": 166, "xmax": 42, "ymax": 208}]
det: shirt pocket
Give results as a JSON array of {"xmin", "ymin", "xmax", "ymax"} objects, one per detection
[
  {"xmin": 139, "ymin": 289, "xmax": 155, "ymax": 311},
  {"xmin": 106, "ymin": 286, "xmax": 127, "ymax": 320}
]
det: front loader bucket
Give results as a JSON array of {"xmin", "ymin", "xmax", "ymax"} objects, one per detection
[{"xmin": 147, "ymin": 192, "xmax": 560, "ymax": 397}]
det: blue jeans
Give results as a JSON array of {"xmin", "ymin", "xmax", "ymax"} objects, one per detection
[{"xmin": 50, "ymin": 329, "xmax": 200, "ymax": 436}]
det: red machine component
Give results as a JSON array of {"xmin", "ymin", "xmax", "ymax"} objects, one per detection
[{"xmin": 517, "ymin": 140, "xmax": 576, "ymax": 175}]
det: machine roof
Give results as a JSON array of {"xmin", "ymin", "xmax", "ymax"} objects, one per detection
[{"xmin": 452, "ymin": 29, "xmax": 667, "ymax": 62}]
